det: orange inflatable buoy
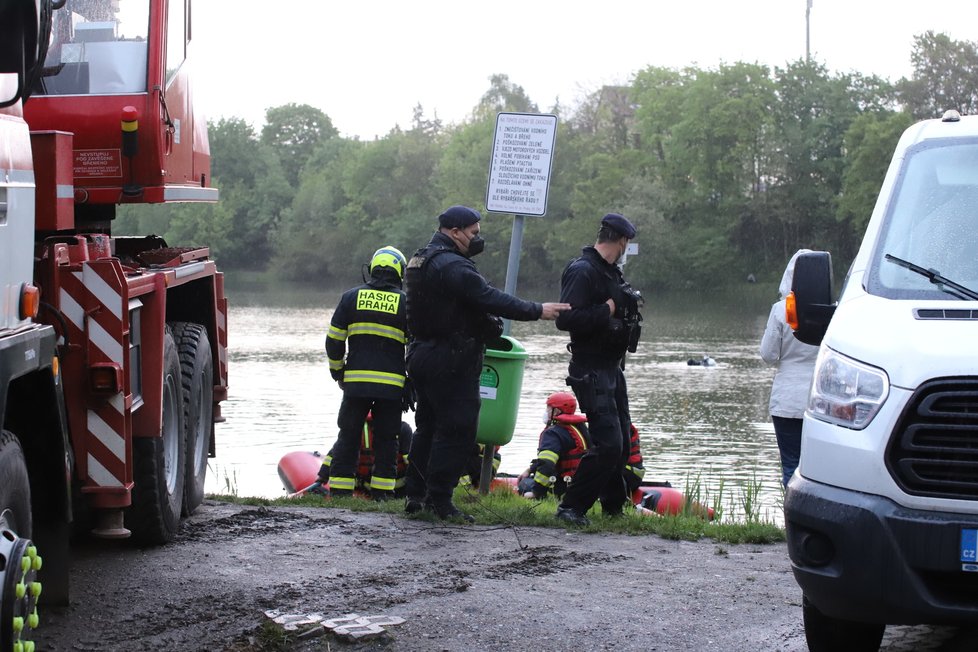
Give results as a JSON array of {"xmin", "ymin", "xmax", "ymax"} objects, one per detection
[
  {"xmin": 633, "ymin": 485, "xmax": 716, "ymax": 521},
  {"xmin": 489, "ymin": 475, "xmax": 519, "ymax": 492},
  {"xmin": 278, "ymin": 451, "xmax": 323, "ymax": 494}
]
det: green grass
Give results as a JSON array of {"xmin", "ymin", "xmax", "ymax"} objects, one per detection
[{"xmin": 207, "ymin": 482, "xmax": 785, "ymax": 545}]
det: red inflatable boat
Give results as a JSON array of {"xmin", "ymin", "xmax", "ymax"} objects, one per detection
[{"xmin": 278, "ymin": 450, "xmax": 325, "ymax": 495}]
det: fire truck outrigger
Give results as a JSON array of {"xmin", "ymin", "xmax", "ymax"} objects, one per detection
[{"xmin": 0, "ymin": 1, "xmax": 228, "ymax": 647}]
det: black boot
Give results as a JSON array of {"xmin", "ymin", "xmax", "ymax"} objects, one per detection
[
  {"xmin": 555, "ymin": 506, "xmax": 590, "ymax": 527},
  {"xmin": 404, "ymin": 496, "xmax": 424, "ymax": 514},
  {"xmin": 426, "ymin": 501, "xmax": 475, "ymax": 523},
  {"xmin": 601, "ymin": 502, "xmax": 625, "ymax": 518}
]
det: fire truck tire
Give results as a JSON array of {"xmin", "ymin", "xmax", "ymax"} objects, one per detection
[
  {"xmin": 0, "ymin": 430, "xmax": 32, "ymax": 539},
  {"xmin": 128, "ymin": 329, "xmax": 186, "ymax": 544},
  {"xmin": 0, "ymin": 430, "xmax": 39, "ymax": 651},
  {"xmin": 171, "ymin": 322, "xmax": 213, "ymax": 517}
]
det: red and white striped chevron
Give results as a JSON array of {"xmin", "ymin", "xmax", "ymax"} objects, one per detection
[{"xmin": 60, "ymin": 260, "xmax": 130, "ymax": 490}]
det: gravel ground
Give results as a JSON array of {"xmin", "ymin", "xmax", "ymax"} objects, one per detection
[{"xmin": 34, "ymin": 500, "xmax": 977, "ymax": 651}]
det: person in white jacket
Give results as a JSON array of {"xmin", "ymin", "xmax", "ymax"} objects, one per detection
[{"xmin": 760, "ymin": 249, "xmax": 820, "ymax": 487}]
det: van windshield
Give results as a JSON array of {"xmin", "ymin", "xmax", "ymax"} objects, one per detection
[
  {"xmin": 35, "ymin": 0, "xmax": 150, "ymax": 96},
  {"xmin": 868, "ymin": 140, "xmax": 978, "ymax": 300}
]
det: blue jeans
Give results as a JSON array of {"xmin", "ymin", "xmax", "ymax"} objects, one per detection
[{"xmin": 772, "ymin": 416, "xmax": 803, "ymax": 487}]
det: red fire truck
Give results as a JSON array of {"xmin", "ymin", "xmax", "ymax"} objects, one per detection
[{"xmin": 0, "ymin": 1, "xmax": 228, "ymax": 647}]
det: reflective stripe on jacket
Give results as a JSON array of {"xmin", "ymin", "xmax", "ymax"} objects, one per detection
[
  {"xmin": 324, "ymin": 421, "xmax": 412, "ymax": 491},
  {"xmin": 533, "ymin": 419, "xmax": 590, "ymax": 495},
  {"xmin": 326, "ymin": 279, "xmax": 407, "ymax": 400}
]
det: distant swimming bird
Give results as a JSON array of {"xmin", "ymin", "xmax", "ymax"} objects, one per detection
[{"xmin": 687, "ymin": 355, "xmax": 716, "ymax": 367}]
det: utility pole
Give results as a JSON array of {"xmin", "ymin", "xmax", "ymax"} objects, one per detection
[{"xmin": 805, "ymin": 0, "xmax": 812, "ymax": 63}]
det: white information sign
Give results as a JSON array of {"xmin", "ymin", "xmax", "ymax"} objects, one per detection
[{"xmin": 486, "ymin": 112, "xmax": 558, "ymax": 216}]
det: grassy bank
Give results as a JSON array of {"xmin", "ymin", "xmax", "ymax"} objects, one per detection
[{"xmin": 209, "ymin": 482, "xmax": 785, "ymax": 545}]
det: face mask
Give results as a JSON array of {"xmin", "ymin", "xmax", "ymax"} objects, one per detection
[
  {"xmin": 615, "ymin": 241, "xmax": 628, "ymax": 266},
  {"xmin": 466, "ymin": 234, "xmax": 485, "ymax": 257}
]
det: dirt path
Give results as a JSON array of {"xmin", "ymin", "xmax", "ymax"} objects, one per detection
[{"xmin": 34, "ymin": 500, "xmax": 974, "ymax": 651}]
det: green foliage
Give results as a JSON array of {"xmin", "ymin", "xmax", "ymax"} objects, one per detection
[
  {"xmin": 200, "ymin": 116, "xmax": 294, "ymax": 268},
  {"xmin": 272, "ymin": 122, "xmax": 445, "ymax": 282},
  {"xmin": 838, "ymin": 111, "xmax": 914, "ymax": 238},
  {"xmin": 738, "ymin": 472, "xmax": 763, "ymax": 523},
  {"xmin": 250, "ymin": 620, "xmax": 297, "ymax": 652},
  {"xmin": 436, "ymin": 118, "xmax": 495, "ymax": 209},
  {"xmin": 629, "ymin": 63, "xmax": 779, "ymax": 289},
  {"xmin": 473, "ymin": 73, "xmax": 539, "ymax": 121},
  {"xmin": 210, "ymin": 117, "xmax": 260, "ymax": 183},
  {"xmin": 901, "ymin": 31, "xmax": 978, "ymax": 120},
  {"xmin": 261, "ymin": 103, "xmax": 338, "ymax": 186},
  {"xmin": 154, "ymin": 34, "xmax": 974, "ymax": 288}
]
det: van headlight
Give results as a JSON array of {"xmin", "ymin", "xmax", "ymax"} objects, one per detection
[{"xmin": 808, "ymin": 347, "xmax": 889, "ymax": 430}]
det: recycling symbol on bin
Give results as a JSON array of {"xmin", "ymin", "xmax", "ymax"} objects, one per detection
[
  {"xmin": 480, "ymin": 365, "xmax": 499, "ymax": 400},
  {"xmin": 480, "ymin": 365, "xmax": 499, "ymax": 388}
]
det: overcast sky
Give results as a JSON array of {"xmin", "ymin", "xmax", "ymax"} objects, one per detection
[{"xmin": 189, "ymin": 1, "xmax": 978, "ymax": 140}]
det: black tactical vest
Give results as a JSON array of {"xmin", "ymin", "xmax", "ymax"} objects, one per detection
[{"xmin": 404, "ymin": 244, "xmax": 458, "ymax": 340}]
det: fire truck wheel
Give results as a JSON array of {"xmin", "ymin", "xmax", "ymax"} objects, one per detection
[
  {"xmin": 0, "ymin": 430, "xmax": 40, "ymax": 651},
  {"xmin": 129, "ymin": 329, "xmax": 186, "ymax": 544},
  {"xmin": 171, "ymin": 322, "xmax": 213, "ymax": 516},
  {"xmin": 0, "ymin": 430, "xmax": 31, "ymax": 540}
]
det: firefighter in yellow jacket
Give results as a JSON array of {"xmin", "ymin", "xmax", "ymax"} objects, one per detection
[{"xmin": 323, "ymin": 246, "xmax": 408, "ymax": 501}]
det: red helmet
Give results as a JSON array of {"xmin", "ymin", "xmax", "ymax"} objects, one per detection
[{"xmin": 546, "ymin": 392, "xmax": 577, "ymax": 416}]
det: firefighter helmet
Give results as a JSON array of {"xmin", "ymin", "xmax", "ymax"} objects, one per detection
[
  {"xmin": 370, "ymin": 246, "xmax": 407, "ymax": 279},
  {"xmin": 546, "ymin": 392, "xmax": 577, "ymax": 416}
]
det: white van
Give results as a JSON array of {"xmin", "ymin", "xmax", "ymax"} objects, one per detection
[{"xmin": 786, "ymin": 110, "xmax": 978, "ymax": 651}]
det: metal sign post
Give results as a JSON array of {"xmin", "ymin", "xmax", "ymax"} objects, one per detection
[{"xmin": 479, "ymin": 112, "xmax": 558, "ymax": 494}]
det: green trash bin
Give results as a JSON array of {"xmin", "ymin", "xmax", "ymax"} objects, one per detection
[{"xmin": 476, "ymin": 335, "xmax": 528, "ymax": 446}]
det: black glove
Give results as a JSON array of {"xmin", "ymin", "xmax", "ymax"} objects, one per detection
[
  {"xmin": 477, "ymin": 314, "xmax": 504, "ymax": 343},
  {"xmin": 331, "ymin": 367, "xmax": 345, "ymax": 390}
]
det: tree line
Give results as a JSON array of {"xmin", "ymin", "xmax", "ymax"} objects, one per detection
[{"xmin": 116, "ymin": 31, "xmax": 978, "ymax": 294}]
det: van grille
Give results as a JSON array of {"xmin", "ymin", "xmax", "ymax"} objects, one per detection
[
  {"xmin": 886, "ymin": 379, "xmax": 978, "ymax": 499},
  {"xmin": 915, "ymin": 309, "xmax": 978, "ymax": 320}
]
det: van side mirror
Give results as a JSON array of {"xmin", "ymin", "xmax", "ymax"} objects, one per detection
[{"xmin": 788, "ymin": 251, "xmax": 836, "ymax": 346}]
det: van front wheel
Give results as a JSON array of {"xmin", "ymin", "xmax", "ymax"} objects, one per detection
[{"xmin": 803, "ymin": 595, "xmax": 885, "ymax": 652}]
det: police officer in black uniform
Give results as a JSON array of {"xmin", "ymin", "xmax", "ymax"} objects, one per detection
[
  {"xmin": 403, "ymin": 205, "xmax": 568, "ymax": 521},
  {"xmin": 554, "ymin": 213, "xmax": 642, "ymax": 526},
  {"xmin": 321, "ymin": 246, "xmax": 408, "ymax": 501}
]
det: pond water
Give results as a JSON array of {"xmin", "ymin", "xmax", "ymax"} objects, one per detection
[{"xmin": 204, "ymin": 279, "xmax": 786, "ymax": 523}]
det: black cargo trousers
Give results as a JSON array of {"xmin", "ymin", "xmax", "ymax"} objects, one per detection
[
  {"xmin": 403, "ymin": 336, "xmax": 483, "ymax": 507},
  {"xmin": 559, "ymin": 359, "xmax": 631, "ymax": 515},
  {"xmin": 328, "ymin": 394, "xmax": 401, "ymax": 493}
]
